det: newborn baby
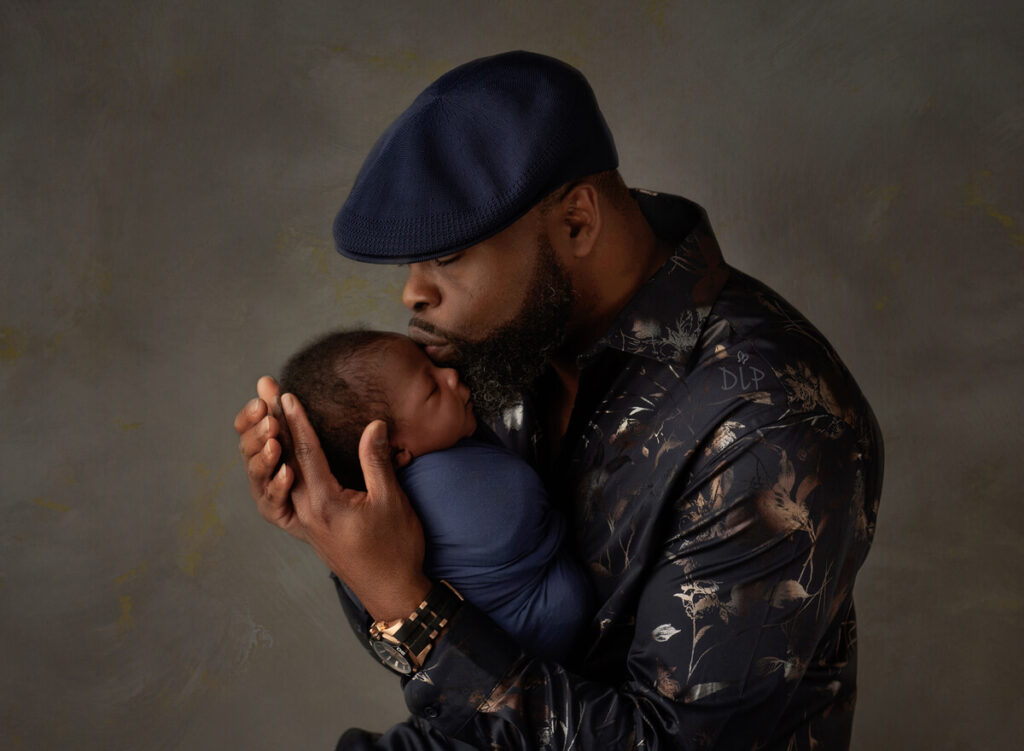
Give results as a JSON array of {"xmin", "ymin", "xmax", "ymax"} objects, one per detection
[{"xmin": 280, "ymin": 329, "xmax": 591, "ymax": 661}]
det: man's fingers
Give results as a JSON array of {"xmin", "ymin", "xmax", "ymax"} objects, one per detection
[
  {"xmin": 233, "ymin": 396, "xmax": 267, "ymax": 436},
  {"xmin": 246, "ymin": 437, "xmax": 281, "ymax": 497},
  {"xmin": 358, "ymin": 420, "xmax": 402, "ymax": 502},
  {"xmin": 257, "ymin": 375, "xmax": 281, "ymax": 405},
  {"xmin": 237, "ymin": 414, "xmax": 281, "ymax": 459},
  {"xmin": 253, "ymin": 461, "xmax": 305, "ymax": 541},
  {"xmin": 281, "ymin": 393, "xmax": 339, "ymax": 492},
  {"xmin": 259, "ymin": 460, "xmax": 294, "ymax": 513}
]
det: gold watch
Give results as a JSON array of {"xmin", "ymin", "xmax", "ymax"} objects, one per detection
[{"xmin": 368, "ymin": 580, "xmax": 463, "ymax": 675}]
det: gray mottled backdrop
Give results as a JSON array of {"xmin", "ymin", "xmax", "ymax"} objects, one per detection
[{"xmin": 2, "ymin": 1, "xmax": 1021, "ymax": 749}]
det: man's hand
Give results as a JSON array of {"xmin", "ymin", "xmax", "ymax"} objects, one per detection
[
  {"xmin": 234, "ymin": 378, "xmax": 431, "ymax": 621},
  {"xmin": 234, "ymin": 377, "xmax": 304, "ymax": 538}
]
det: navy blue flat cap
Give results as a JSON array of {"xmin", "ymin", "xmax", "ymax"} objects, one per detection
[{"xmin": 334, "ymin": 51, "xmax": 618, "ymax": 264}]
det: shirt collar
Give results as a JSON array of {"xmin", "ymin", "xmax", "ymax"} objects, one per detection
[{"xmin": 577, "ymin": 190, "xmax": 731, "ymax": 369}]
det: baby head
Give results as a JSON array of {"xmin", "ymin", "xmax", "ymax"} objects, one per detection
[{"xmin": 280, "ymin": 330, "xmax": 477, "ymax": 490}]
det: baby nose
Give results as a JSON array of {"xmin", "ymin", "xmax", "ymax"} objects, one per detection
[{"xmin": 441, "ymin": 367, "xmax": 460, "ymax": 389}]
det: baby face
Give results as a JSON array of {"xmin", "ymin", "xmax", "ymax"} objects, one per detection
[{"xmin": 380, "ymin": 335, "xmax": 477, "ymax": 465}]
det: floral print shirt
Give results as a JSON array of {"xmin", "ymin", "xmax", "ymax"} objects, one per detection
[{"xmin": 344, "ymin": 191, "xmax": 883, "ymax": 750}]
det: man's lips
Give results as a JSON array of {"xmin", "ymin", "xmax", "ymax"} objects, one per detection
[
  {"xmin": 408, "ymin": 324, "xmax": 454, "ymax": 358},
  {"xmin": 407, "ymin": 324, "xmax": 441, "ymax": 344}
]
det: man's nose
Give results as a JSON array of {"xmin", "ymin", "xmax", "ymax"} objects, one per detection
[{"xmin": 401, "ymin": 265, "xmax": 440, "ymax": 312}]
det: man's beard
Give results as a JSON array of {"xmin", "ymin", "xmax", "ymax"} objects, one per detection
[{"xmin": 411, "ymin": 234, "xmax": 576, "ymax": 419}]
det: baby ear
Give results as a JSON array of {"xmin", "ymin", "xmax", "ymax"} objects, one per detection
[{"xmin": 392, "ymin": 445, "xmax": 414, "ymax": 468}]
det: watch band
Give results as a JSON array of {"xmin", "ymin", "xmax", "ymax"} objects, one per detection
[{"xmin": 369, "ymin": 580, "xmax": 463, "ymax": 674}]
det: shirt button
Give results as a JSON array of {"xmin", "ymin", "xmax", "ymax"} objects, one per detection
[{"xmin": 423, "ymin": 705, "xmax": 440, "ymax": 719}]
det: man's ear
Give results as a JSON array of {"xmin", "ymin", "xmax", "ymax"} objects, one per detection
[{"xmin": 561, "ymin": 182, "xmax": 600, "ymax": 257}]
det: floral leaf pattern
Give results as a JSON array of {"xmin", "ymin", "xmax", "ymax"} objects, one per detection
[{"xmin": 651, "ymin": 623, "xmax": 682, "ymax": 642}]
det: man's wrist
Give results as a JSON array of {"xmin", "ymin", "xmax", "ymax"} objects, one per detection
[
  {"xmin": 358, "ymin": 573, "xmax": 432, "ymax": 623},
  {"xmin": 369, "ymin": 580, "xmax": 464, "ymax": 675},
  {"xmin": 404, "ymin": 602, "xmax": 524, "ymax": 733}
]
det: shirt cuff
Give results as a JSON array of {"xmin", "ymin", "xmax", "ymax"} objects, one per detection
[{"xmin": 403, "ymin": 601, "xmax": 522, "ymax": 737}]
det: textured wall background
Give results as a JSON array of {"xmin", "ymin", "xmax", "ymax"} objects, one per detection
[{"xmin": 2, "ymin": 1, "xmax": 1021, "ymax": 749}]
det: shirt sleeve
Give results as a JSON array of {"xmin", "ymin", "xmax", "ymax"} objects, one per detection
[{"xmin": 402, "ymin": 415, "xmax": 875, "ymax": 750}]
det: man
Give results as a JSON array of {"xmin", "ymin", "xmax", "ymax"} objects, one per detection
[{"xmin": 235, "ymin": 51, "xmax": 882, "ymax": 750}]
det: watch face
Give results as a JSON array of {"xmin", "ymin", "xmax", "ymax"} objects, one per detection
[{"xmin": 371, "ymin": 639, "xmax": 412, "ymax": 675}]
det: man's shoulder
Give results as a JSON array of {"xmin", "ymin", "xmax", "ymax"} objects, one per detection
[{"xmin": 687, "ymin": 266, "xmax": 879, "ymax": 449}]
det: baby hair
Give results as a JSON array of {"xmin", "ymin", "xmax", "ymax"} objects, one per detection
[{"xmin": 280, "ymin": 329, "xmax": 399, "ymax": 491}]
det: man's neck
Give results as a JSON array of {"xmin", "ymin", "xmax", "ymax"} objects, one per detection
[
  {"xmin": 565, "ymin": 203, "xmax": 674, "ymax": 357},
  {"xmin": 542, "ymin": 195, "xmax": 674, "ymax": 449},
  {"xmin": 540, "ymin": 356, "xmax": 580, "ymax": 455}
]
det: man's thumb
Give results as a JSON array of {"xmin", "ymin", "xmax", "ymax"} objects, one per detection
[{"xmin": 358, "ymin": 420, "xmax": 400, "ymax": 499}]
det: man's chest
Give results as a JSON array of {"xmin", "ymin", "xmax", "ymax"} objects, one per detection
[{"xmin": 532, "ymin": 359, "xmax": 703, "ymax": 650}]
